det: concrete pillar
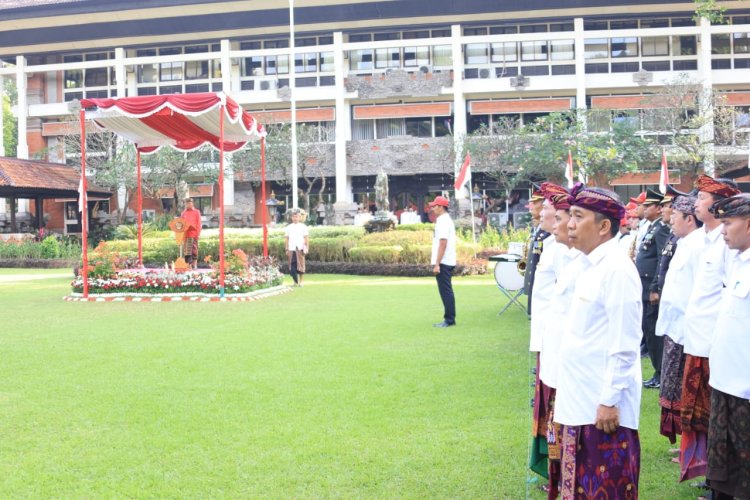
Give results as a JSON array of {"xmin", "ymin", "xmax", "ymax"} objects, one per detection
[
  {"xmin": 0, "ymin": 72, "xmax": 4, "ymax": 157},
  {"xmin": 15, "ymin": 56, "xmax": 28, "ymax": 160},
  {"xmin": 115, "ymin": 47, "xmax": 127, "ymax": 97},
  {"xmin": 698, "ymin": 17, "xmax": 715, "ymax": 176},
  {"xmin": 574, "ymin": 18, "xmax": 587, "ymax": 112},
  {"xmin": 332, "ymin": 31, "xmax": 357, "ymax": 223},
  {"xmin": 220, "ymin": 39, "xmax": 232, "ymax": 94}
]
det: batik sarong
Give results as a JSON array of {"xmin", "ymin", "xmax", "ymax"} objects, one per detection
[
  {"xmin": 183, "ymin": 237, "xmax": 198, "ymax": 263},
  {"xmin": 288, "ymin": 249, "xmax": 306, "ymax": 274},
  {"xmin": 530, "ymin": 355, "xmax": 552, "ymax": 479},
  {"xmin": 560, "ymin": 424, "xmax": 640, "ymax": 499},
  {"xmin": 707, "ymin": 389, "xmax": 750, "ymax": 498},
  {"xmin": 546, "ymin": 388, "xmax": 562, "ymax": 499},
  {"xmin": 679, "ymin": 354, "xmax": 711, "ymax": 482},
  {"xmin": 659, "ymin": 336, "xmax": 685, "ymax": 444}
]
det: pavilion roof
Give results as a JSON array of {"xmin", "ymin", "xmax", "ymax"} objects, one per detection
[{"xmin": 0, "ymin": 156, "xmax": 110, "ymax": 197}]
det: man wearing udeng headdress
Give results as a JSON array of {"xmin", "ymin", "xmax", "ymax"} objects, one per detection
[
  {"xmin": 705, "ymin": 193, "xmax": 750, "ymax": 500},
  {"xmin": 554, "ymin": 183, "xmax": 643, "ymax": 499}
]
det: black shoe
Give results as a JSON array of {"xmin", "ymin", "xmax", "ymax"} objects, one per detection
[
  {"xmin": 433, "ymin": 321, "xmax": 455, "ymax": 328},
  {"xmin": 643, "ymin": 376, "xmax": 656, "ymax": 387},
  {"xmin": 644, "ymin": 376, "xmax": 661, "ymax": 389}
]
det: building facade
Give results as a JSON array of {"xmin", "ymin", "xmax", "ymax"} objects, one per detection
[{"xmin": 2, "ymin": 0, "xmax": 750, "ymax": 230}]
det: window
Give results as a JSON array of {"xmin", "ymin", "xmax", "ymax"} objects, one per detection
[
  {"xmin": 374, "ymin": 32, "xmax": 400, "ymax": 41},
  {"xmin": 585, "ymin": 39, "xmax": 608, "ymax": 59},
  {"xmin": 244, "ymin": 56, "xmax": 263, "ymax": 76},
  {"xmin": 672, "ymin": 36, "xmax": 697, "ymax": 56},
  {"xmin": 350, "ymin": 50, "xmax": 374, "ymax": 70},
  {"xmin": 295, "ymin": 52, "xmax": 318, "ymax": 73},
  {"xmin": 375, "ymin": 48, "xmax": 401, "ymax": 69},
  {"xmin": 159, "ymin": 47, "xmax": 183, "ymax": 82},
  {"xmin": 490, "ymin": 26, "xmax": 518, "ymax": 35},
  {"xmin": 467, "ymin": 114, "xmax": 490, "ymax": 133},
  {"xmin": 405, "ymin": 117, "xmax": 432, "ymax": 137},
  {"xmin": 611, "ymin": 38, "xmax": 638, "ymax": 57},
  {"xmin": 194, "ymin": 197, "xmax": 211, "ymax": 213},
  {"xmin": 185, "ymin": 45, "xmax": 209, "ymax": 80},
  {"xmin": 491, "ymin": 42, "xmax": 517, "ymax": 62},
  {"xmin": 464, "ymin": 27, "xmax": 488, "ymax": 36},
  {"xmin": 521, "ymin": 41, "xmax": 548, "ymax": 61},
  {"xmin": 435, "ymin": 116, "xmax": 452, "ymax": 137},
  {"xmin": 266, "ymin": 55, "xmax": 289, "ymax": 74},
  {"xmin": 734, "ymin": 33, "xmax": 750, "ymax": 54},
  {"xmin": 403, "ymin": 31, "xmax": 429, "ymax": 39},
  {"xmin": 349, "ymin": 34, "xmax": 371, "ymax": 43},
  {"xmin": 641, "ymin": 19, "xmax": 669, "ymax": 28},
  {"xmin": 520, "ymin": 24, "xmax": 548, "ymax": 33},
  {"xmin": 610, "ymin": 20, "xmax": 638, "ymax": 30},
  {"xmin": 137, "ymin": 49, "xmax": 158, "ymax": 84},
  {"xmin": 613, "ymin": 111, "xmax": 639, "ymax": 129},
  {"xmin": 376, "ymin": 118, "xmax": 406, "ymax": 138},
  {"xmin": 433, "ymin": 45, "xmax": 452, "ymax": 66},
  {"xmin": 642, "ymin": 36, "xmax": 669, "ymax": 57},
  {"xmin": 550, "ymin": 40, "xmax": 574, "ymax": 60},
  {"xmin": 465, "ymin": 43, "xmax": 489, "ymax": 64},
  {"xmin": 404, "ymin": 46, "xmax": 430, "ymax": 67},
  {"xmin": 264, "ymin": 39, "xmax": 289, "ymax": 49},
  {"xmin": 319, "ymin": 52, "xmax": 334, "ymax": 72},
  {"xmin": 352, "ymin": 119, "xmax": 375, "ymax": 140},
  {"xmin": 712, "ymin": 34, "xmax": 731, "ymax": 54}
]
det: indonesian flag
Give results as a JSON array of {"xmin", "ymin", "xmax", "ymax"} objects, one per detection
[
  {"xmin": 659, "ymin": 148, "xmax": 669, "ymax": 194},
  {"xmin": 454, "ymin": 152, "xmax": 472, "ymax": 192},
  {"xmin": 565, "ymin": 150, "xmax": 574, "ymax": 188}
]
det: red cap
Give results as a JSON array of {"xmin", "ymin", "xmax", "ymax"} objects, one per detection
[
  {"xmin": 428, "ymin": 196, "xmax": 450, "ymax": 208},
  {"xmin": 629, "ymin": 192, "xmax": 646, "ymax": 204}
]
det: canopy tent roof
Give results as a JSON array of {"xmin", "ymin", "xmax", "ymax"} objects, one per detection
[{"xmin": 79, "ymin": 92, "xmax": 266, "ymax": 153}]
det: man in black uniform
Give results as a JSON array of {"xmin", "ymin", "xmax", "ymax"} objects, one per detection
[
  {"xmin": 636, "ymin": 188, "xmax": 671, "ymax": 389},
  {"xmin": 523, "ymin": 186, "xmax": 549, "ymax": 316}
]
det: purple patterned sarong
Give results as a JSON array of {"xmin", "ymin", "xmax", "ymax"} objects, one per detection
[{"xmin": 560, "ymin": 424, "xmax": 640, "ymax": 499}]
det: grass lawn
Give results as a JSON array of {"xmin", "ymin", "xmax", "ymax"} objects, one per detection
[{"xmin": 0, "ymin": 270, "xmax": 699, "ymax": 498}]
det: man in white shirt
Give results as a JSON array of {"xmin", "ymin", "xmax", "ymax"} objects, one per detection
[
  {"xmin": 429, "ymin": 196, "xmax": 457, "ymax": 327},
  {"xmin": 706, "ymin": 194, "xmax": 750, "ymax": 500},
  {"xmin": 554, "ymin": 184, "xmax": 643, "ymax": 499},
  {"xmin": 679, "ymin": 175, "xmax": 740, "ymax": 482},
  {"xmin": 654, "ymin": 195, "xmax": 703, "ymax": 444},
  {"xmin": 284, "ymin": 208, "xmax": 310, "ymax": 286}
]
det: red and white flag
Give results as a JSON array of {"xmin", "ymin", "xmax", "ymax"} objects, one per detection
[
  {"xmin": 565, "ymin": 150, "xmax": 574, "ymax": 188},
  {"xmin": 454, "ymin": 152, "xmax": 472, "ymax": 192},
  {"xmin": 659, "ymin": 148, "xmax": 669, "ymax": 194}
]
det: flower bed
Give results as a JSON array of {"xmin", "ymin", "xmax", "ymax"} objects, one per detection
[{"xmin": 71, "ymin": 251, "xmax": 283, "ymax": 295}]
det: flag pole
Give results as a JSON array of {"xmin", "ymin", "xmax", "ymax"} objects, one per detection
[{"xmin": 79, "ymin": 109, "xmax": 89, "ymax": 298}]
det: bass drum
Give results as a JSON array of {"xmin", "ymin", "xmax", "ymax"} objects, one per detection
[{"xmin": 492, "ymin": 254, "xmax": 524, "ymax": 291}]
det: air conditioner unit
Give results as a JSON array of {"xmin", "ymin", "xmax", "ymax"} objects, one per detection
[
  {"xmin": 258, "ymin": 78, "xmax": 278, "ymax": 91},
  {"xmin": 479, "ymin": 68, "xmax": 491, "ymax": 79},
  {"xmin": 419, "ymin": 65, "xmax": 432, "ymax": 74}
]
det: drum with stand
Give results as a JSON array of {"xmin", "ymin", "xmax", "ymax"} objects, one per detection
[{"xmin": 488, "ymin": 253, "xmax": 526, "ymax": 316}]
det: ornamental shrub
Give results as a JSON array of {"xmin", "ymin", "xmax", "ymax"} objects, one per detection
[
  {"xmin": 39, "ymin": 236, "xmax": 61, "ymax": 258},
  {"xmin": 360, "ymin": 230, "xmax": 432, "ymax": 247},
  {"xmin": 349, "ymin": 245, "xmax": 402, "ymax": 264}
]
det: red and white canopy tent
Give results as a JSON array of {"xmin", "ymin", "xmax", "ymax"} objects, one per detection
[{"xmin": 77, "ymin": 92, "xmax": 268, "ymax": 298}]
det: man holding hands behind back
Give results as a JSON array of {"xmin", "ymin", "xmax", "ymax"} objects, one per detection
[{"xmin": 429, "ymin": 196, "xmax": 457, "ymax": 328}]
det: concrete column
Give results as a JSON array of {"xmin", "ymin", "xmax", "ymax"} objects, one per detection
[
  {"xmin": 220, "ymin": 39, "xmax": 232, "ymax": 94},
  {"xmin": 223, "ymin": 160, "xmax": 235, "ymax": 206},
  {"xmin": 15, "ymin": 56, "xmax": 28, "ymax": 159},
  {"xmin": 333, "ymin": 31, "xmax": 357, "ymax": 223},
  {"xmin": 451, "ymin": 25, "xmax": 468, "ymax": 208},
  {"xmin": 115, "ymin": 47, "xmax": 127, "ymax": 97},
  {"xmin": 0, "ymin": 72, "xmax": 4, "ymax": 157},
  {"xmin": 574, "ymin": 18, "xmax": 587, "ymax": 111},
  {"xmin": 698, "ymin": 17, "xmax": 715, "ymax": 176}
]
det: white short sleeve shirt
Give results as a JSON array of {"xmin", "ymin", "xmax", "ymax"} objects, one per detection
[
  {"xmin": 285, "ymin": 222, "xmax": 309, "ymax": 251},
  {"xmin": 431, "ymin": 213, "xmax": 456, "ymax": 266}
]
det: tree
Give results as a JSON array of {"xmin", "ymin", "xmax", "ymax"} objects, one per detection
[
  {"xmin": 231, "ymin": 122, "xmax": 334, "ymax": 214},
  {"xmin": 641, "ymin": 75, "xmax": 741, "ymax": 176},
  {"xmin": 2, "ymin": 76, "xmax": 17, "ymax": 157}
]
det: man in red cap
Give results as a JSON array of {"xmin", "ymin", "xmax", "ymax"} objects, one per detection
[
  {"xmin": 429, "ymin": 195, "xmax": 456, "ymax": 327},
  {"xmin": 631, "ymin": 191, "xmax": 649, "ymax": 258}
]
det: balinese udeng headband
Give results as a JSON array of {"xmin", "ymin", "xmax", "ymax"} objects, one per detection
[
  {"xmin": 540, "ymin": 182, "xmax": 571, "ymax": 210},
  {"xmin": 567, "ymin": 182, "xmax": 626, "ymax": 220},
  {"xmin": 710, "ymin": 193, "xmax": 750, "ymax": 218},
  {"xmin": 694, "ymin": 174, "xmax": 741, "ymax": 198},
  {"xmin": 671, "ymin": 195, "xmax": 697, "ymax": 216}
]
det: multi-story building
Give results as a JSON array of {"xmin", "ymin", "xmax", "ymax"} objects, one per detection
[{"xmin": 2, "ymin": 0, "xmax": 750, "ymax": 231}]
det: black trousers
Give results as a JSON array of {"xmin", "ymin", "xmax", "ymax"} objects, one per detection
[
  {"xmin": 290, "ymin": 252, "xmax": 299, "ymax": 284},
  {"xmin": 436, "ymin": 264, "xmax": 456, "ymax": 324},
  {"xmin": 642, "ymin": 300, "xmax": 663, "ymax": 376}
]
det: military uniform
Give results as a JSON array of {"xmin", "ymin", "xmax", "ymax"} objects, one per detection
[
  {"xmin": 523, "ymin": 225, "xmax": 551, "ymax": 315},
  {"xmin": 635, "ymin": 190, "xmax": 671, "ymax": 387}
]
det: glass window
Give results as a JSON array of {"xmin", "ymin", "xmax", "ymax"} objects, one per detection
[
  {"xmin": 405, "ymin": 117, "xmax": 432, "ymax": 137},
  {"xmin": 349, "ymin": 49, "xmax": 374, "ymax": 70},
  {"xmin": 65, "ymin": 69, "xmax": 83, "ymax": 89},
  {"xmin": 375, "ymin": 48, "xmax": 401, "ymax": 69},
  {"xmin": 712, "ymin": 34, "xmax": 731, "ymax": 54},
  {"xmin": 404, "ymin": 46, "xmax": 430, "ymax": 67},
  {"xmin": 295, "ymin": 37, "xmax": 316, "ymax": 47},
  {"xmin": 610, "ymin": 20, "xmax": 638, "ymax": 30},
  {"xmin": 490, "ymin": 26, "xmax": 518, "ymax": 35},
  {"xmin": 467, "ymin": 114, "xmax": 490, "ymax": 133},
  {"xmin": 611, "ymin": 37, "xmax": 638, "ymax": 57},
  {"xmin": 434, "ymin": 116, "xmax": 452, "ymax": 137},
  {"xmin": 319, "ymin": 36, "xmax": 333, "ymax": 45},
  {"xmin": 491, "ymin": 42, "xmax": 517, "ymax": 62},
  {"xmin": 374, "ymin": 32, "xmax": 400, "ymax": 41},
  {"xmin": 185, "ymin": 61, "xmax": 209, "ymax": 80},
  {"xmin": 550, "ymin": 23, "xmax": 574, "ymax": 32},
  {"xmin": 295, "ymin": 52, "xmax": 318, "ymax": 73},
  {"xmin": 734, "ymin": 33, "xmax": 750, "ymax": 54},
  {"xmin": 244, "ymin": 56, "xmax": 263, "ymax": 76},
  {"xmin": 584, "ymin": 38, "xmax": 608, "ymax": 59},
  {"xmin": 613, "ymin": 110, "xmax": 639, "ymax": 128},
  {"xmin": 240, "ymin": 41, "xmax": 261, "ymax": 50},
  {"xmin": 641, "ymin": 19, "xmax": 669, "ymax": 28},
  {"xmin": 266, "ymin": 55, "xmax": 289, "ymax": 74},
  {"xmin": 465, "ymin": 43, "xmax": 489, "ymax": 64},
  {"xmin": 672, "ymin": 35, "xmax": 697, "ymax": 56},
  {"xmin": 352, "ymin": 119, "xmax": 375, "ymax": 140},
  {"xmin": 464, "ymin": 27, "xmax": 488, "ymax": 36},
  {"xmin": 520, "ymin": 24, "xmax": 547, "ymax": 33},
  {"xmin": 85, "ymin": 67, "xmax": 108, "ymax": 86},
  {"xmin": 550, "ymin": 40, "xmax": 574, "ymax": 60},
  {"xmin": 376, "ymin": 118, "xmax": 406, "ymax": 138},
  {"xmin": 265, "ymin": 39, "xmax": 289, "ymax": 49},
  {"xmin": 642, "ymin": 36, "xmax": 669, "ymax": 57},
  {"xmin": 403, "ymin": 30, "xmax": 429, "ymax": 39},
  {"xmin": 521, "ymin": 41, "xmax": 548, "ymax": 61},
  {"xmin": 319, "ymin": 52, "xmax": 334, "ymax": 72},
  {"xmin": 431, "ymin": 29, "xmax": 451, "ymax": 38},
  {"xmin": 588, "ymin": 110, "xmax": 611, "ymax": 132},
  {"xmin": 160, "ymin": 61, "xmax": 183, "ymax": 81},
  {"xmin": 433, "ymin": 45, "xmax": 452, "ymax": 66},
  {"xmin": 349, "ymin": 34, "xmax": 371, "ymax": 43}
]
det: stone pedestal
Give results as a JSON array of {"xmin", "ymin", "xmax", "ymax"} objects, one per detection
[{"xmin": 332, "ymin": 202, "xmax": 359, "ymax": 225}]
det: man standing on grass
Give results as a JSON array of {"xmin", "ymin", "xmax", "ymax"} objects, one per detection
[
  {"xmin": 679, "ymin": 175, "xmax": 740, "ymax": 483},
  {"xmin": 523, "ymin": 186, "xmax": 549, "ymax": 316},
  {"xmin": 706, "ymin": 193, "xmax": 750, "ymax": 500},
  {"xmin": 181, "ymin": 198, "xmax": 202, "ymax": 269},
  {"xmin": 429, "ymin": 195, "xmax": 456, "ymax": 328},
  {"xmin": 554, "ymin": 184, "xmax": 643, "ymax": 498}
]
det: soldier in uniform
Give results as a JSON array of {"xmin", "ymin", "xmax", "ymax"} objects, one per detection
[
  {"xmin": 635, "ymin": 188, "xmax": 671, "ymax": 389},
  {"xmin": 652, "ymin": 186, "xmax": 687, "ymax": 302},
  {"xmin": 523, "ymin": 185, "xmax": 550, "ymax": 316}
]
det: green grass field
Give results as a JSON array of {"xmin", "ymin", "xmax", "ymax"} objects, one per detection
[{"xmin": 0, "ymin": 269, "xmax": 700, "ymax": 498}]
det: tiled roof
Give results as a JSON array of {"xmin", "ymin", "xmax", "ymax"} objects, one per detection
[{"xmin": 0, "ymin": 156, "xmax": 109, "ymax": 194}]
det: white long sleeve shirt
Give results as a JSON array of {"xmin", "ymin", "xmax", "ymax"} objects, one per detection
[
  {"xmin": 655, "ymin": 227, "xmax": 703, "ymax": 345},
  {"xmin": 539, "ymin": 246, "xmax": 582, "ymax": 389},
  {"xmin": 529, "ymin": 235, "xmax": 559, "ymax": 353},
  {"xmin": 554, "ymin": 238, "xmax": 643, "ymax": 430},
  {"xmin": 683, "ymin": 225, "xmax": 737, "ymax": 358},
  {"xmin": 709, "ymin": 248, "xmax": 750, "ymax": 400}
]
